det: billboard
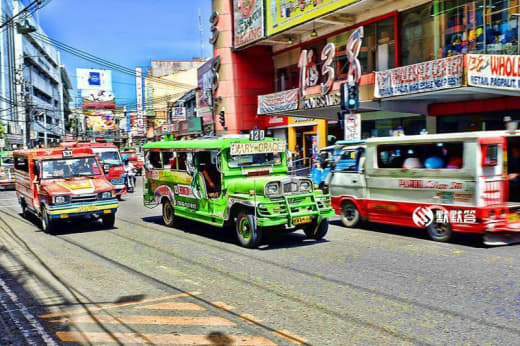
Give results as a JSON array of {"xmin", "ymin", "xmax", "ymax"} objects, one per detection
[
  {"xmin": 233, "ymin": 0, "xmax": 264, "ymax": 48},
  {"xmin": 76, "ymin": 68, "xmax": 113, "ymax": 91},
  {"xmin": 467, "ymin": 54, "xmax": 520, "ymax": 91},
  {"xmin": 81, "ymin": 89, "xmax": 116, "ymax": 109},
  {"xmin": 197, "ymin": 59, "xmax": 215, "ymax": 124},
  {"xmin": 85, "ymin": 110, "xmax": 116, "ymax": 131},
  {"xmin": 266, "ymin": 0, "xmax": 358, "ymax": 36}
]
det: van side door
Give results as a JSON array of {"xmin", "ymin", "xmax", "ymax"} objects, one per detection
[{"xmin": 328, "ymin": 146, "xmax": 367, "ymax": 200}]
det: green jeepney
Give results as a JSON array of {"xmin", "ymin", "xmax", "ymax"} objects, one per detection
[{"xmin": 143, "ymin": 137, "xmax": 334, "ymax": 248}]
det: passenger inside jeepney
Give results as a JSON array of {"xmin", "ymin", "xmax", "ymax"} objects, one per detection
[{"xmin": 199, "ymin": 152, "xmax": 221, "ymax": 198}]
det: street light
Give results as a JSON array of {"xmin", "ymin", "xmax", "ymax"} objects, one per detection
[{"xmin": 16, "ymin": 19, "xmax": 36, "ymax": 34}]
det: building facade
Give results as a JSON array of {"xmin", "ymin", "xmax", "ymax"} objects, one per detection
[
  {"xmin": 0, "ymin": 0, "xmax": 69, "ymax": 148},
  {"xmin": 211, "ymin": 0, "xmax": 520, "ymax": 156}
]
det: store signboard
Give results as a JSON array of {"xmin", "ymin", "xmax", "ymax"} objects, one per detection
[
  {"xmin": 257, "ymin": 88, "xmax": 299, "ymax": 114},
  {"xmin": 266, "ymin": 116, "xmax": 288, "ymax": 126},
  {"xmin": 266, "ymin": 0, "xmax": 358, "ymax": 36},
  {"xmin": 233, "ymin": 0, "xmax": 264, "ymax": 48},
  {"xmin": 85, "ymin": 110, "xmax": 116, "ymax": 131},
  {"xmin": 374, "ymin": 55, "xmax": 464, "ymax": 98},
  {"xmin": 467, "ymin": 54, "xmax": 520, "ymax": 91},
  {"xmin": 172, "ymin": 107, "xmax": 186, "ymax": 120},
  {"xmin": 76, "ymin": 68, "xmax": 113, "ymax": 91}
]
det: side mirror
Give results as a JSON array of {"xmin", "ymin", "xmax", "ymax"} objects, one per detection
[{"xmin": 103, "ymin": 165, "xmax": 110, "ymax": 174}]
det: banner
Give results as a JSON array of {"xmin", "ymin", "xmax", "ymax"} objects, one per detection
[
  {"xmin": 467, "ymin": 54, "xmax": 520, "ymax": 91},
  {"xmin": 257, "ymin": 88, "xmax": 299, "ymax": 114},
  {"xmin": 76, "ymin": 68, "xmax": 112, "ymax": 91},
  {"xmin": 374, "ymin": 55, "xmax": 464, "ymax": 98},
  {"xmin": 234, "ymin": 0, "xmax": 264, "ymax": 48},
  {"xmin": 266, "ymin": 0, "xmax": 358, "ymax": 36},
  {"xmin": 81, "ymin": 89, "xmax": 115, "ymax": 109},
  {"xmin": 344, "ymin": 113, "xmax": 361, "ymax": 141},
  {"xmin": 197, "ymin": 59, "xmax": 214, "ymax": 124},
  {"xmin": 85, "ymin": 110, "xmax": 116, "ymax": 131}
]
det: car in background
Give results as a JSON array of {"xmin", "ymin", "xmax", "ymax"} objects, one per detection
[{"xmin": 0, "ymin": 151, "xmax": 14, "ymax": 189}]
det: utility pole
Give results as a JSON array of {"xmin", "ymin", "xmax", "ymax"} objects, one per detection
[{"xmin": 23, "ymin": 79, "xmax": 32, "ymax": 148}]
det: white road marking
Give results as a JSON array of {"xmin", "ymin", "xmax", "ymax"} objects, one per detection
[{"xmin": 0, "ymin": 276, "xmax": 58, "ymax": 345}]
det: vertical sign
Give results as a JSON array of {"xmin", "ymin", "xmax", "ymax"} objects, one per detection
[
  {"xmin": 344, "ymin": 113, "xmax": 361, "ymax": 141},
  {"xmin": 135, "ymin": 67, "xmax": 145, "ymax": 135}
]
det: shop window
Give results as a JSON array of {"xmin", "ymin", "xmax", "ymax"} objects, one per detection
[
  {"xmin": 377, "ymin": 143, "xmax": 464, "ymax": 169},
  {"xmin": 334, "ymin": 17, "xmax": 395, "ymax": 77},
  {"xmin": 401, "ymin": 3, "xmax": 435, "ymax": 65}
]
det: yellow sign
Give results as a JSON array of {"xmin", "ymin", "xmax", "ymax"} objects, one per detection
[{"xmin": 266, "ymin": 0, "xmax": 358, "ymax": 35}]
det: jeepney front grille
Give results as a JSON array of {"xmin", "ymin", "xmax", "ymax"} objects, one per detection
[{"xmin": 71, "ymin": 194, "xmax": 97, "ymax": 203}]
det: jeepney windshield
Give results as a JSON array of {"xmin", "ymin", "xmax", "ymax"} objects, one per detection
[
  {"xmin": 228, "ymin": 153, "xmax": 282, "ymax": 168},
  {"xmin": 96, "ymin": 150, "xmax": 122, "ymax": 166},
  {"xmin": 41, "ymin": 157, "xmax": 102, "ymax": 179}
]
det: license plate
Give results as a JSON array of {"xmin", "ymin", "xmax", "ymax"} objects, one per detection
[
  {"xmin": 78, "ymin": 205, "xmax": 97, "ymax": 213},
  {"xmin": 293, "ymin": 215, "xmax": 312, "ymax": 225},
  {"xmin": 508, "ymin": 213, "xmax": 520, "ymax": 223}
]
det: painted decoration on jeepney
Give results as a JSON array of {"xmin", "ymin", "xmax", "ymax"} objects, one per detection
[
  {"xmin": 266, "ymin": 0, "xmax": 358, "ymax": 36},
  {"xmin": 467, "ymin": 54, "xmax": 520, "ymax": 90},
  {"xmin": 257, "ymin": 89, "xmax": 298, "ymax": 115},
  {"xmin": 230, "ymin": 141, "xmax": 286, "ymax": 156},
  {"xmin": 174, "ymin": 184, "xmax": 195, "ymax": 198},
  {"xmin": 154, "ymin": 185, "xmax": 174, "ymax": 204},
  {"xmin": 374, "ymin": 55, "xmax": 463, "ymax": 98},
  {"xmin": 233, "ymin": 0, "xmax": 264, "ymax": 48}
]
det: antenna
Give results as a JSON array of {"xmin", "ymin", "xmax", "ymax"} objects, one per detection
[{"xmin": 198, "ymin": 8, "xmax": 204, "ymax": 57}]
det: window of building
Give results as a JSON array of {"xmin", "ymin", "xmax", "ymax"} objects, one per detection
[{"xmin": 401, "ymin": 3, "xmax": 435, "ymax": 65}]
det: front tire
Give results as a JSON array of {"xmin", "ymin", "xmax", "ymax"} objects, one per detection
[
  {"xmin": 102, "ymin": 213, "xmax": 116, "ymax": 228},
  {"xmin": 340, "ymin": 201, "xmax": 360, "ymax": 228},
  {"xmin": 236, "ymin": 212, "xmax": 262, "ymax": 248},
  {"xmin": 162, "ymin": 200, "xmax": 176, "ymax": 227},
  {"xmin": 304, "ymin": 218, "xmax": 329, "ymax": 240},
  {"xmin": 41, "ymin": 206, "xmax": 55, "ymax": 234}
]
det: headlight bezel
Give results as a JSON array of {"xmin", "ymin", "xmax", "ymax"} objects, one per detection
[
  {"xmin": 53, "ymin": 195, "xmax": 69, "ymax": 205},
  {"xmin": 265, "ymin": 182, "xmax": 281, "ymax": 196},
  {"xmin": 99, "ymin": 191, "xmax": 114, "ymax": 200},
  {"xmin": 299, "ymin": 179, "xmax": 313, "ymax": 192}
]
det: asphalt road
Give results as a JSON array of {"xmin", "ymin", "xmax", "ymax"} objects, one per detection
[{"xmin": 1, "ymin": 178, "xmax": 520, "ymax": 345}]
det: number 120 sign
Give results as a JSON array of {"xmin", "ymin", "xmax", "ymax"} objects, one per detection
[{"xmin": 298, "ymin": 27, "xmax": 364, "ymax": 97}]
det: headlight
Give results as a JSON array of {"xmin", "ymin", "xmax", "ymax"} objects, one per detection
[
  {"xmin": 300, "ymin": 180, "xmax": 312, "ymax": 192},
  {"xmin": 265, "ymin": 182, "xmax": 280, "ymax": 195},
  {"xmin": 53, "ymin": 195, "xmax": 68, "ymax": 204},
  {"xmin": 99, "ymin": 191, "xmax": 113, "ymax": 199}
]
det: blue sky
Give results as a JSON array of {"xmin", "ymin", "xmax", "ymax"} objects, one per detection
[{"xmin": 38, "ymin": 0, "xmax": 212, "ymax": 108}]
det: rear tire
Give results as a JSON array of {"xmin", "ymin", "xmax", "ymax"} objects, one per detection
[
  {"xmin": 41, "ymin": 206, "xmax": 55, "ymax": 234},
  {"xmin": 21, "ymin": 201, "xmax": 30, "ymax": 219},
  {"xmin": 162, "ymin": 199, "xmax": 176, "ymax": 227},
  {"xmin": 102, "ymin": 213, "xmax": 116, "ymax": 228},
  {"xmin": 304, "ymin": 218, "xmax": 328, "ymax": 240},
  {"xmin": 426, "ymin": 219, "xmax": 452, "ymax": 242},
  {"xmin": 236, "ymin": 212, "xmax": 262, "ymax": 248},
  {"xmin": 340, "ymin": 201, "xmax": 360, "ymax": 228}
]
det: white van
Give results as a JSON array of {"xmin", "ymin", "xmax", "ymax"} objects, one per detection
[{"xmin": 329, "ymin": 131, "xmax": 520, "ymax": 245}]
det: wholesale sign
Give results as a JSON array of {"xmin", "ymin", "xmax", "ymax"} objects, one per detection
[
  {"xmin": 257, "ymin": 88, "xmax": 298, "ymax": 114},
  {"xmin": 374, "ymin": 55, "xmax": 464, "ymax": 98},
  {"xmin": 234, "ymin": 0, "xmax": 264, "ymax": 48},
  {"xmin": 266, "ymin": 0, "xmax": 358, "ymax": 36},
  {"xmin": 467, "ymin": 54, "xmax": 520, "ymax": 91}
]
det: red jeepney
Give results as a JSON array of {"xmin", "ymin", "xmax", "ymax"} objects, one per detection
[
  {"xmin": 14, "ymin": 147, "xmax": 119, "ymax": 233},
  {"xmin": 65, "ymin": 142, "xmax": 126, "ymax": 199}
]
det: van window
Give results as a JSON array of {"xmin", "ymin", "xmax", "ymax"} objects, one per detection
[
  {"xmin": 14, "ymin": 157, "xmax": 28, "ymax": 172},
  {"xmin": 377, "ymin": 142, "xmax": 463, "ymax": 169}
]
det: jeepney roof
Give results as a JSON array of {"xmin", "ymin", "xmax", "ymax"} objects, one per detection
[
  {"xmin": 365, "ymin": 130, "xmax": 520, "ymax": 145},
  {"xmin": 143, "ymin": 137, "xmax": 283, "ymax": 150},
  {"xmin": 335, "ymin": 140, "xmax": 366, "ymax": 146},
  {"xmin": 14, "ymin": 148, "xmax": 95, "ymax": 159}
]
